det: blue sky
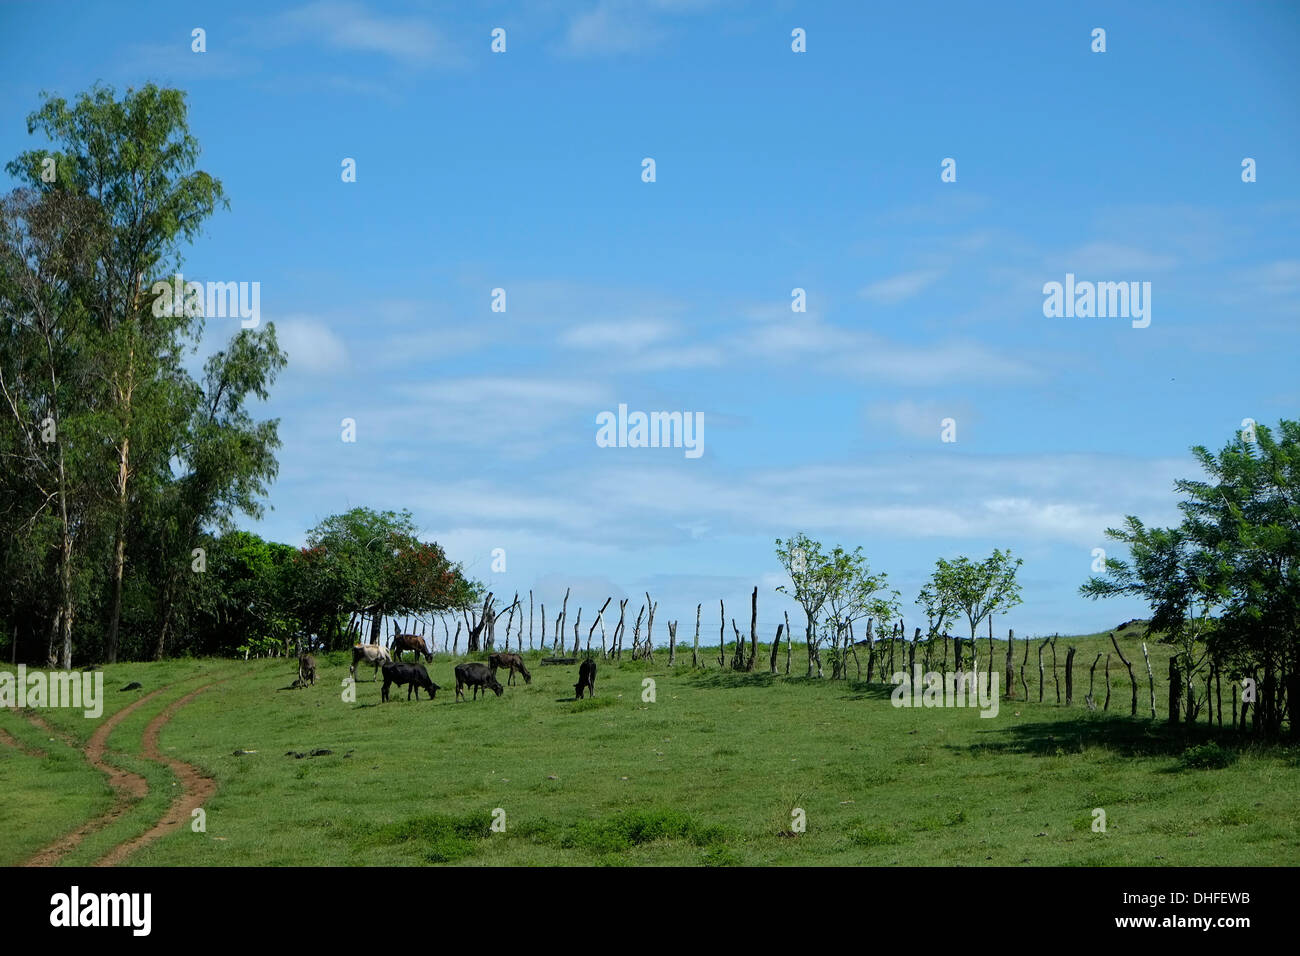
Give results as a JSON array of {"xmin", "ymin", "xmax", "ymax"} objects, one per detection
[{"xmin": 2, "ymin": 0, "xmax": 1297, "ymax": 643}]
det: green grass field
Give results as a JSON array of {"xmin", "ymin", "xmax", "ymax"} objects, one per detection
[{"xmin": 2, "ymin": 628, "xmax": 1297, "ymax": 866}]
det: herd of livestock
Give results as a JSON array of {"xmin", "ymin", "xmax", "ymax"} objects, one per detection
[{"xmin": 290, "ymin": 632, "xmax": 598, "ymax": 704}]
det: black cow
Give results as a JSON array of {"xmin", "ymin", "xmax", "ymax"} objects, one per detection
[
  {"xmin": 455, "ymin": 662, "xmax": 503, "ymax": 701},
  {"xmin": 381, "ymin": 662, "xmax": 440, "ymax": 702},
  {"xmin": 574, "ymin": 658, "xmax": 596, "ymax": 699}
]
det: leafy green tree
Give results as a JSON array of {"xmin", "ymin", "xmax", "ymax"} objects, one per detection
[
  {"xmin": 7, "ymin": 84, "xmax": 227, "ymax": 662},
  {"xmin": 0, "ymin": 187, "xmax": 109, "ymax": 666},
  {"xmin": 820, "ymin": 546, "xmax": 898, "ymax": 679},
  {"xmin": 1085, "ymin": 419, "xmax": 1299, "ymax": 735},
  {"xmin": 146, "ymin": 325, "xmax": 286, "ymax": 659},
  {"xmin": 940, "ymin": 550, "xmax": 1023, "ymax": 673},
  {"xmin": 296, "ymin": 507, "xmax": 479, "ymax": 650},
  {"xmin": 185, "ymin": 531, "xmax": 300, "ymax": 657},
  {"xmin": 917, "ymin": 559, "xmax": 961, "ymax": 668},
  {"xmin": 776, "ymin": 534, "xmax": 834, "ymax": 677}
]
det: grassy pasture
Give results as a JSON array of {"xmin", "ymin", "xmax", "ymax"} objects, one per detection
[{"xmin": 1, "ymin": 629, "xmax": 1297, "ymax": 866}]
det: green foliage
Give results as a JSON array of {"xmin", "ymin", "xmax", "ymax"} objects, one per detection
[
  {"xmin": 369, "ymin": 811, "xmax": 494, "ymax": 863},
  {"xmin": 561, "ymin": 809, "xmax": 726, "ymax": 855},
  {"xmin": 776, "ymin": 533, "xmax": 898, "ymax": 678},
  {"xmin": 1084, "ymin": 418, "xmax": 1299, "ymax": 736},
  {"xmin": 1178, "ymin": 742, "xmax": 1238, "ymax": 770},
  {"xmin": 293, "ymin": 507, "xmax": 480, "ymax": 648}
]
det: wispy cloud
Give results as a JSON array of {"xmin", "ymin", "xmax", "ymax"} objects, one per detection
[
  {"xmin": 556, "ymin": 0, "xmax": 721, "ymax": 57},
  {"xmin": 269, "ymin": 1, "xmax": 466, "ymax": 68},
  {"xmin": 275, "ymin": 316, "xmax": 349, "ymax": 373},
  {"xmin": 859, "ymin": 269, "xmax": 944, "ymax": 304}
]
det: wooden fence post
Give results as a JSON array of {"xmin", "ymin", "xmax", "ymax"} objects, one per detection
[
  {"xmin": 1004, "ymin": 628, "xmax": 1015, "ymax": 699},
  {"xmin": 1108, "ymin": 633, "xmax": 1137, "ymax": 717},
  {"xmin": 1064, "ymin": 646, "xmax": 1076, "ymax": 706},
  {"xmin": 692, "ymin": 603, "xmax": 700, "ymax": 668},
  {"xmin": 747, "ymin": 587, "xmax": 759, "ymax": 672},
  {"xmin": 1141, "ymin": 642, "xmax": 1157, "ymax": 719},
  {"xmin": 1019, "ymin": 638, "xmax": 1029, "ymax": 702},
  {"xmin": 1037, "ymin": 639, "xmax": 1047, "ymax": 703}
]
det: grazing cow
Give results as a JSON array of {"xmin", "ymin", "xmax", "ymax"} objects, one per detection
[
  {"xmin": 390, "ymin": 633, "xmax": 433, "ymax": 663},
  {"xmin": 489, "ymin": 652, "xmax": 532, "ymax": 686},
  {"xmin": 350, "ymin": 643, "xmax": 392, "ymax": 681},
  {"xmin": 381, "ymin": 662, "xmax": 440, "ymax": 702},
  {"xmin": 297, "ymin": 653, "xmax": 317, "ymax": 687},
  {"xmin": 574, "ymin": 658, "xmax": 596, "ymax": 699},
  {"xmin": 454, "ymin": 662, "xmax": 503, "ymax": 701}
]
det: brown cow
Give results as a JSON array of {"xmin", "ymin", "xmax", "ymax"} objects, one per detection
[
  {"xmin": 488, "ymin": 652, "xmax": 532, "ymax": 686},
  {"xmin": 390, "ymin": 633, "xmax": 433, "ymax": 663}
]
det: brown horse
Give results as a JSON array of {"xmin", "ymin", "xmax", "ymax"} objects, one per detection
[
  {"xmin": 390, "ymin": 633, "xmax": 432, "ymax": 663},
  {"xmin": 488, "ymin": 652, "xmax": 532, "ymax": 686}
]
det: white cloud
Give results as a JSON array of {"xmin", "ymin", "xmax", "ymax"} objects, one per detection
[
  {"xmin": 866, "ymin": 399, "xmax": 968, "ymax": 440},
  {"xmin": 561, "ymin": 320, "xmax": 674, "ymax": 350},
  {"xmin": 859, "ymin": 269, "xmax": 944, "ymax": 304},
  {"xmin": 273, "ymin": 2, "xmax": 465, "ymax": 67},
  {"xmin": 275, "ymin": 316, "xmax": 349, "ymax": 373},
  {"xmin": 1058, "ymin": 241, "xmax": 1178, "ymax": 274}
]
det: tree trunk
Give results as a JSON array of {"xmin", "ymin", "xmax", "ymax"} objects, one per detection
[
  {"xmin": 1168, "ymin": 657, "xmax": 1180, "ymax": 724},
  {"xmin": 987, "ymin": 614, "xmax": 995, "ymax": 689}
]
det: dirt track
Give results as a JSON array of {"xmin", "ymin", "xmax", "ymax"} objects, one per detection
[
  {"xmin": 20, "ymin": 682, "xmax": 218, "ymax": 867},
  {"xmin": 95, "ymin": 684, "xmax": 218, "ymax": 866}
]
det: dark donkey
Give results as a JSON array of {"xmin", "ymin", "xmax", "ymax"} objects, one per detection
[
  {"xmin": 381, "ymin": 662, "xmax": 440, "ymax": 702},
  {"xmin": 488, "ymin": 652, "xmax": 532, "ymax": 686},
  {"xmin": 454, "ymin": 662, "xmax": 503, "ymax": 701},
  {"xmin": 574, "ymin": 658, "xmax": 596, "ymax": 699},
  {"xmin": 390, "ymin": 633, "xmax": 433, "ymax": 663}
]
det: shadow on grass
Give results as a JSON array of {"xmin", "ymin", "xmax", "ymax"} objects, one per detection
[
  {"xmin": 838, "ymin": 680, "xmax": 896, "ymax": 702},
  {"xmin": 952, "ymin": 714, "xmax": 1263, "ymax": 765},
  {"xmin": 685, "ymin": 671, "xmax": 779, "ymax": 690}
]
